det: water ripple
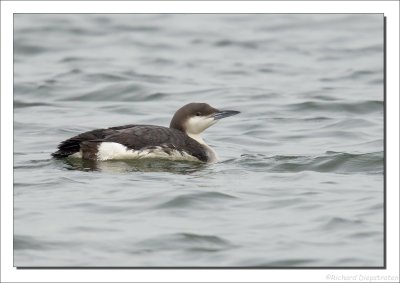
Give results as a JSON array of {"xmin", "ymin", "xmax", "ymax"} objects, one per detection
[
  {"xmin": 322, "ymin": 216, "xmax": 365, "ymax": 230},
  {"xmin": 286, "ymin": 100, "xmax": 383, "ymax": 114},
  {"xmin": 14, "ymin": 100, "xmax": 53, "ymax": 108},
  {"xmin": 156, "ymin": 191, "xmax": 237, "ymax": 209},
  {"xmin": 14, "ymin": 235, "xmax": 78, "ymax": 251},
  {"xmin": 132, "ymin": 233, "xmax": 235, "ymax": 254},
  {"xmin": 239, "ymin": 151, "xmax": 383, "ymax": 174}
]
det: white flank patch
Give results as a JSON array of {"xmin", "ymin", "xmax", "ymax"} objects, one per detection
[
  {"xmin": 97, "ymin": 142, "xmax": 139, "ymax": 161},
  {"xmin": 70, "ymin": 152, "xmax": 82, "ymax": 158},
  {"xmin": 96, "ymin": 142, "xmax": 201, "ymax": 162}
]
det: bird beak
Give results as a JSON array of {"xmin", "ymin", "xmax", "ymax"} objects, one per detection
[{"xmin": 213, "ymin": 110, "xmax": 240, "ymax": 120}]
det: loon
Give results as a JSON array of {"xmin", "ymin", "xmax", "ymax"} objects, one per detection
[{"xmin": 52, "ymin": 102, "xmax": 240, "ymax": 163}]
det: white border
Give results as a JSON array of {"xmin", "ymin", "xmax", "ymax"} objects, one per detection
[{"xmin": 1, "ymin": 1, "xmax": 399, "ymax": 282}]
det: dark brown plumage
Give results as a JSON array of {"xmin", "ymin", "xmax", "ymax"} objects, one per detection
[{"xmin": 52, "ymin": 125, "xmax": 208, "ymax": 162}]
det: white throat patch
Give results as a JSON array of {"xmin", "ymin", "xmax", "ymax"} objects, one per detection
[{"xmin": 185, "ymin": 116, "xmax": 217, "ymax": 135}]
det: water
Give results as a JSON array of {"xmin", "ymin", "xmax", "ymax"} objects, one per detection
[{"xmin": 13, "ymin": 14, "xmax": 384, "ymax": 267}]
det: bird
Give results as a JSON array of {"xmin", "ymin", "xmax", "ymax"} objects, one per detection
[{"xmin": 52, "ymin": 102, "xmax": 240, "ymax": 163}]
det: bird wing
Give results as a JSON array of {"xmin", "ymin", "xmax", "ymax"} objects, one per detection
[
  {"xmin": 52, "ymin": 125, "xmax": 208, "ymax": 162},
  {"xmin": 102, "ymin": 126, "xmax": 208, "ymax": 162},
  {"xmin": 52, "ymin": 124, "xmax": 138, "ymax": 158}
]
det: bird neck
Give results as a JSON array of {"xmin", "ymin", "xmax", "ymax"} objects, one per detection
[
  {"xmin": 187, "ymin": 133, "xmax": 206, "ymax": 145},
  {"xmin": 187, "ymin": 132, "xmax": 218, "ymax": 163}
]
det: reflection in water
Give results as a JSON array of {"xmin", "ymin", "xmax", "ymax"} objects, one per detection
[{"xmin": 63, "ymin": 157, "xmax": 206, "ymax": 174}]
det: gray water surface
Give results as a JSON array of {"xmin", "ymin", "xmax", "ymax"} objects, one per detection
[{"xmin": 14, "ymin": 14, "xmax": 384, "ymax": 267}]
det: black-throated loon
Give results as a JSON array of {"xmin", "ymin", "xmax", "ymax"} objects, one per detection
[{"xmin": 52, "ymin": 102, "xmax": 240, "ymax": 163}]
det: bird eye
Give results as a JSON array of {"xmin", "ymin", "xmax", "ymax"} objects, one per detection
[{"xmin": 196, "ymin": 112, "xmax": 201, "ymax": 116}]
